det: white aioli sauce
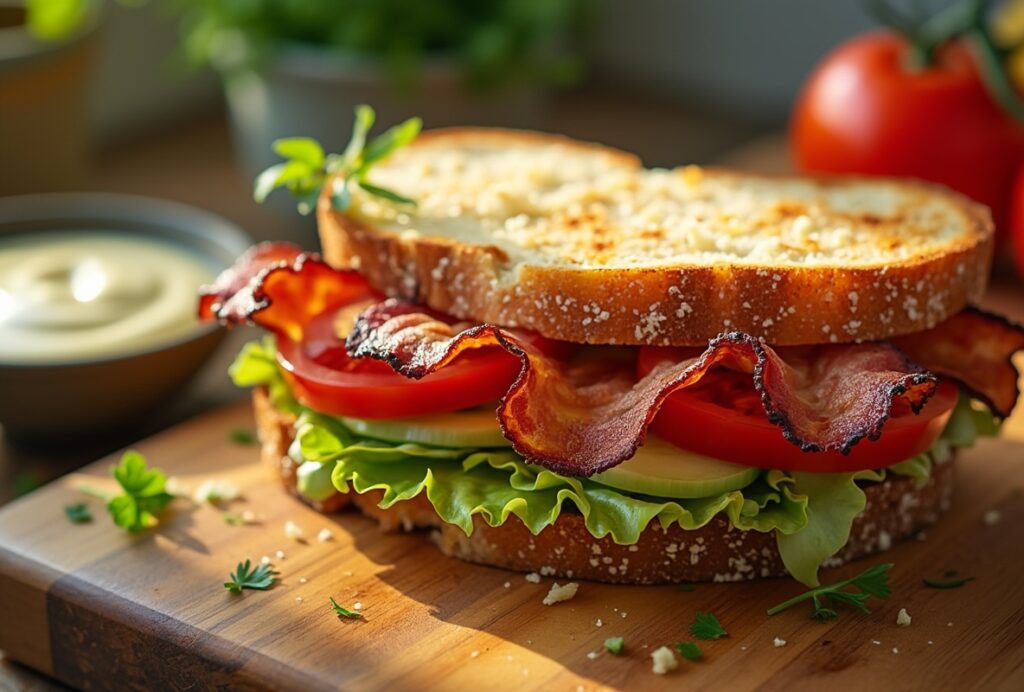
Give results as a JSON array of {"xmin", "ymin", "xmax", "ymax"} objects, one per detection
[{"xmin": 0, "ymin": 232, "xmax": 217, "ymax": 363}]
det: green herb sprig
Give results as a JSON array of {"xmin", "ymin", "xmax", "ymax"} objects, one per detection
[
  {"xmin": 330, "ymin": 596, "xmax": 363, "ymax": 620},
  {"xmin": 64, "ymin": 502, "xmax": 92, "ymax": 524},
  {"xmin": 224, "ymin": 559, "xmax": 277, "ymax": 593},
  {"xmin": 675, "ymin": 641, "xmax": 702, "ymax": 661},
  {"xmin": 603, "ymin": 636, "xmax": 624, "ymax": 655},
  {"xmin": 106, "ymin": 451, "xmax": 175, "ymax": 533},
  {"xmin": 254, "ymin": 105, "xmax": 421, "ymax": 215},
  {"xmin": 767, "ymin": 563, "xmax": 893, "ymax": 620},
  {"xmin": 689, "ymin": 611, "xmax": 727, "ymax": 640}
]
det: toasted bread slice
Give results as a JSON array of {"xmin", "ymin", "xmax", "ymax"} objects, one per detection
[
  {"xmin": 253, "ymin": 387, "xmax": 954, "ymax": 584},
  {"xmin": 318, "ymin": 128, "xmax": 993, "ymax": 346}
]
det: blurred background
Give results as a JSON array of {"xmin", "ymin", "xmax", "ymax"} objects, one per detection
[{"xmin": 2, "ymin": 0, "xmax": 1023, "ymax": 500}]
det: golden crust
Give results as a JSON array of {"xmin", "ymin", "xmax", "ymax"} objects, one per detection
[
  {"xmin": 254, "ymin": 388, "xmax": 954, "ymax": 584},
  {"xmin": 317, "ymin": 128, "xmax": 993, "ymax": 347}
]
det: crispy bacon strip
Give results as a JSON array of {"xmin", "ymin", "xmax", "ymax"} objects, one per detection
[
  {"xmin": 348, "ymin": 300, "xmax": 937, "ymax": 476},
  {"xmin": 198, "ymin": 243, "xmax": 376, "ymax": 342},
  {"xmin": 893, "ymin": 307, "xmax": 1024, "ymax": 418}
]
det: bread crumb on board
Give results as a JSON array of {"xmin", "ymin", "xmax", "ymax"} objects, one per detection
[
  {"xmin": 896, "ymin": 608, "xmax": 912, "ymax": 627},
  {"xmin": 650, "ymin": 646, "xmax": 678, "ymax": 674},
  {"xmin": 542, "ymin": 582, "xmax": 578, "ymax": 605}
]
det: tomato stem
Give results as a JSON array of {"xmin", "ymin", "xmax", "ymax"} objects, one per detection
[{"xmin": 968, "ymin": 25, "xmax": 1024, "ymax": 123}]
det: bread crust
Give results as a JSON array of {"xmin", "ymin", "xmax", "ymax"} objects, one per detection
[
  {"xmin": 254, "ymin": 388, "xmax": 954, "ymax": 583},
  {"xmin": 317, "ymin": 128, "xmax": 993, "ymax": 347}
]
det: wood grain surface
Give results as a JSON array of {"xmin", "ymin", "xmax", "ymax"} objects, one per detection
[{"xmin": 1, "ymin": 384, "xmax": 1023, "ymax": 691}]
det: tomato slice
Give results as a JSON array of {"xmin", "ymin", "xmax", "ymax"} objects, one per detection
[
  {"xmin": 277, "ymin": 307, "xmax": 574, "ymax": 419},
  {"xmin": 637, "ymin": 346, "xmax": 958, "ymax": 472}
]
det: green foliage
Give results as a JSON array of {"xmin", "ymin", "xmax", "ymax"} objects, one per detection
[
  {"xmin": 253, "ymin": 105, "xmax": 420, "ymax": 215},
  {"xmin": 689, "ymin": 612, "xmax": 727, "ymax": 641},
  {"xmin": 229, "ymin": 428, "xmax": 257, "ymax": 445},
  {"xmin": 767, "ymin": 563, "xmax": 894, "ymax": 620},
  {"xmin": 106, "ymin": 451, "xmax": 174, "ymax": 532},
  {"xmin": 172, "ymin": 0, "xmax": 592, "ymax": 89},
  {"xmin": 224, "ymin": 559, "xmax": 277, "ymax": 593}
]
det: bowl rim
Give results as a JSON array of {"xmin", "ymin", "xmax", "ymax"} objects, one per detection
[{"xmin": 0, "ymin": 192, "xmax": 252, "ymax": 370}]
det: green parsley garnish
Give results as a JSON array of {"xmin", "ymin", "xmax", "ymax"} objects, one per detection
[
  {"xmin": 602, "ymin": 636, "xmax": 624, "ymax": 655},
  {"xmin": 689, "ymin": 611, "xmax": 727, "ymax": 640},
  {"xmin": 767, "ymin": 563, "xmax": 893, "ymax": 620},
  {"xmin": 923, "ymin": 575, "xmax": 975, "ymax": 589},
  {"xmin": 224, "ymin": 559, "xmax": 277, "ymax": 593},
  {"xmin": 675, "ymin": 641, "xmax": 702, "ymax": 661},
  {"xmin": 330, "ymin": 596, "xmax": 363, "ymax": 619},
  {"xmin": 64, "ymin": 502, "xmax": 92, "ymax": 524},
  {"xmin": 254, "ymin": 104, "xmax": 421, "ymax": 215},
  {"xmin": 106, "ymin": 451, "xmax": 174, "ymax": 532},
  {"xmin": 229, "ymin": 428, "xmax": 256, "ymax": 445},
  {"xmin": 223, "ymin": 513, "xmax": 245, "ymax": 526}
]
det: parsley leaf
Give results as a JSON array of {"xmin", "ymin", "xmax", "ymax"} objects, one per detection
[
  {"xmin": 690, "ymin": 611, "xmax": 727, "ymax": 640},
  {"xmin": 106, "ymin": 451, "xmax": 174, "ymax": 532},
  {"xmin": 603, "ymin": 636, "xmax": 624, "ymax": 655},
  {"xmin": 229, "ymin": 428, "xmax": 256, "ymax": 445},
  {"xmin": 767, "ymin": 563, "xmax": 893, "ymax": 619},
  {"xmin": 224, "ymin": 560, "xmax": 277, "ymax": 593},
  {"xmin": 675, "ymin": 641, "xmax": 702, "ymax": 661},
  {"xmin": 330, "ymin": 596, "xmax": 363, "ymax": 619},
  {"xmin": 254, "ymin": 105, "xmax": 421, "ymax": 215},
  {"xmin": 923, "ymin": 575, "xmax": 975, "ymax": 589},
  {"xmin": 64, "ymin": 502, "xmax": 92, "ymax": 524}
]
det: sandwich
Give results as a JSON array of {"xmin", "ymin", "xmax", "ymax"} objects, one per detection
[{"xmin": 199, "ymin": 115, "xmax": 1024, "ymax": 587}]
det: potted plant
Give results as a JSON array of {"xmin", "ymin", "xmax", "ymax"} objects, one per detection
[
  {"xmin": 1, "ymin": 0, "xmax": 98, "ymax": 195},
  {"xmin": 170, "ymin": 0, "xmax": 593, "ymax": 180}
]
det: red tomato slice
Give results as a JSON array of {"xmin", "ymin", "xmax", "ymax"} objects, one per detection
[
  {"xmin": 637, "ymin": 346, "xmax": 957, "ymax": 472},
  {"xmin": 277, "ymin": 308, "xmax": 574, "ymax": 419}
]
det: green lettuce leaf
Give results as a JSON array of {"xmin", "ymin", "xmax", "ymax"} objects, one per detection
[{"xmin": 231, "ymin": 340, "xmax": 999, "ymax": 586}]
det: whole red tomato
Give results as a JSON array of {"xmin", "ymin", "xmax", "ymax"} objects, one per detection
[
  {"xmin": 792, "ymin": 31, "xmax": 1024, "ymax": 237},
  {"xmin": 1012, "ymin": 165, "xmax": 1024, "ymax": 276}
]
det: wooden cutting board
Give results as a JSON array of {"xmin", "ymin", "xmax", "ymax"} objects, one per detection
[{"xmin": 1, "ymin": 401, "xmax": 1023, "ymax": 691}]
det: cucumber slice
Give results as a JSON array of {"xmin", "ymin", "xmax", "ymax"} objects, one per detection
[
  {"xmin": 296, "ymin": 461, "xmax": 338, "ymax": 502},
  {"xmin": 592, "ymin": 435, "xmax": 759, "ymax": 499},
  {"xmin": 342, "ymin": 408, "xmax": 509, "ymax": 448}
]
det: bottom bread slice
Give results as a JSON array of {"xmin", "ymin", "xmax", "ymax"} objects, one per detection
[{"xmin": 254, "ymin": 388, "xmax": 953, "ymax": 584}]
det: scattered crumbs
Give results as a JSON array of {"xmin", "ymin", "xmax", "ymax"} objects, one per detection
[
  {"xmin": 650, "ymin": 646, "xmax": 678, "ymax": 675},
  {"xmin": 620, "ymin": 612, "xmax": 628, "ymax": 619},
  {"xmin": 470, "ymin": 650, "xmax": 479, "ymax": 659},
  {"xmin": 295, "ymin": 596, "xmax": 303, "ymax": 603},
  {"xmin": 983, "ymin": 509, "xmax": 1002, "ymax": 526},
  {"xmin": 504, "ymin": 581, "xmax": 511, "ymax": 589},
  {"xmin": 892, "ymin": 647, "xmax": 899, "ymax": 655},
  {"xmin": 241, "ymin": 510, "xmax": 256, "ymax": 523},
  {"xmin": 284, "ymin": 521, "xmax": 304, "ymax": 541},
  {"xmin": 773, "ymin": 638, "xmax": 787, "ymax": 648},
  {"xmin": 275, "ymin": 550, "xmax": 286, "ymax": 560},
  {"xmin": 260, "ymin": 555, "xmax": 271, "ymax": 566},
  {"xmin": 896, "ymin": 608, "xmax": 912, "ymax": 627},
  {"xmin": 872, "ymin": 640, "xmax": 881, "ymax": 645},
  {"xmin": 299, "ymin": 577, "xmax": 308, "ymax": 584},
  {"xmin": 928, "ymin": 640, "xmax": 934, "ymax": 645},
  {"xmin": 317, "ymin": 528, "xmax": 334, "ymax": 542},
  {"xmin": 586, "ymin": 651, "xmax": 600, "ymax": 661},
  {"xmin": 344, "ymin": 570, "xmax": 354, "ymax": 577},
  {"xmin": 353, "ymin": 602, "xmax": 363, "ymax": 611},
  {"xmin": 595, "ymin": 618, "xmax": 603, "ymax": 628},
  {"xmin": 947, "ymin": 622, "xmax": 954, "ymax": 627},
  {"xmin": 165, "ymin": 477, "xmax": 188, "ymax": 496},
  {"xmin": 542, "ymin": 582, "xmax": 579, "ymax": 606},
  {"xmin": 193, "ymin": 479, "xmax": 239, "ymax": 504},
  {"xmin": 740, "ymin": 646, "xmax": 748, "ymax": 651},
  {"xmin": 525, "ymin": 572, "xmax": 541, "ymax": 584}
]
